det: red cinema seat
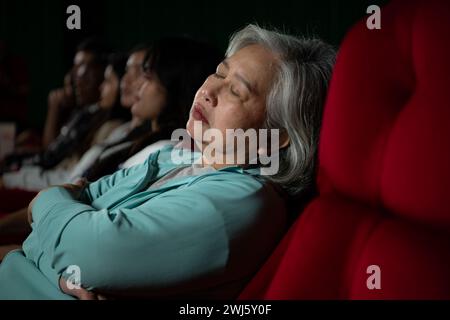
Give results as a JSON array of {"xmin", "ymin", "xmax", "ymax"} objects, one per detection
[{"xmin": 240, "ymin": 0, "xmax": 450, "ymax": 299}]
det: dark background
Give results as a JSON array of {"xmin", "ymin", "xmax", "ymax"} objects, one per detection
[{"xmin": 0, "ymin": 0, "xmax": 387, "ymax": 129}]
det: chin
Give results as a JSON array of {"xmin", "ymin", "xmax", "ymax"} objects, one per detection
[{"xmin": 186, "ymin": 118, "xmax": 195, "ymax": 138}]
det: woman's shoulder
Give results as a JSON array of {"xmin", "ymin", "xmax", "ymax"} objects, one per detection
[
  {"xmin": 182, "ymin": 169, "xmax": 287, "ymax": 245},
  {"xmin": 188, "ymin": 167, "xmax": 286, "ymax": 212},
  {"xmin": 152, "ymin": 144, "xmax": 287, "ymax": 209}
]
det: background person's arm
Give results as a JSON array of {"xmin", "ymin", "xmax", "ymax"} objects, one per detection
[
  {"xmin": 0, "ymin": 207, "xmax": 29, "ymax": 236},
  {"xmin": 0, "ymin": 244, "xmax": 21, "ymax": 261},
  {"xmin": 43, "ymin": 88, "xmax": 66, "ymax": 149},
  {"xmin": 0, "ymin": 209, "xmax": 28, "ymax": 262},
  {"xmin": 2, "ymin": 165, "xmax": 70, "ymax": 191}
]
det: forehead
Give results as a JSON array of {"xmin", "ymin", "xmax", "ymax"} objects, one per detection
[
  {"xmin": 127, "ymin": 50, "xmax": 146, "ymax": 67},
  {"xmin": 226, "ymin": 44, "xmax": 278, "ymax": 95},
  {"xmin": 74, "ymin": 51, "xmax": 95, "ymax": 66},
  {"xmin": 104, "ymin": 65, "xmax": 114, "ymax": 76}
]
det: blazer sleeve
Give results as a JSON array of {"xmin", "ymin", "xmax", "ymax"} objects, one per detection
[
  {"xmin": 28, "ymin": 174, "xmax": 268, "ymax": 295},
  {"xmin": 78, "ymin": 156, "xmax": 150, "ymax": 203}
]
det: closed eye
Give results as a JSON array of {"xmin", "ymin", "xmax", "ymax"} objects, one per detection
[
  {"xmin": 230, "ymin": 86, "xmax": 240, "ymax": 97},
  {"xmin": 213, "ymin": 70, "xmax": 241, "ymax": 98}
]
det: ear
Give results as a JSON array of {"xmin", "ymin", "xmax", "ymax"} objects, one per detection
[
  {"xmin": 257, "ymin": 129, "xmax": 290, "ymax": 156},
  {"xmin": 279, "ymin": 130, "xmax": 290, "ymax": 149}
]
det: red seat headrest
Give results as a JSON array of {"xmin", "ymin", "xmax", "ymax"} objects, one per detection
[{"xmin": 319, "ymin": 0, "xmax": 450, "ymax": 229}]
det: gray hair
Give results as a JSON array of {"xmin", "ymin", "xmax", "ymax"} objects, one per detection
[{"xmin": 226, "ymin": 24, "xmax": 336, "ymax": 196}]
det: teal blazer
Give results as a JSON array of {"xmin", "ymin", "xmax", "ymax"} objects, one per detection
[{"xmin": 0, "ymin": 145, "xmax": 286, "ymax": 299}]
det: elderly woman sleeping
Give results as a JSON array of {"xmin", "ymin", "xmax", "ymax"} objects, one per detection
[{"xmin": 0, "ymin": 25, "xmax": 335, "ymax": 299}]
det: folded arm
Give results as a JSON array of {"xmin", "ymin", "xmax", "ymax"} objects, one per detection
[{"xmin": 29, "ymin": 175, "xmax": 264, "ymax": 296}]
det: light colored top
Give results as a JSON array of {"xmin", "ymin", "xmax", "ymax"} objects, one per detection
[
  {"xmin": 120, "ymin": 140, "xmax": 174, "ymax": 169},
  {"xmin": 0, "ymin": 144, "xmax": 286, "ymax": 299},
  {"xmin": 90, "ymin": 119, "xmax": 124, "ymax": 146},
  {"xmin": 1, "ymin": 122, "xmax": 159, "ymax": 191},
  {"xmin": 147, "ymin": 164, "xmax": 215, "ymax": 190}
]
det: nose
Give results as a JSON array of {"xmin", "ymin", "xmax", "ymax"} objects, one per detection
[
  {"xmin": 201, "ymin": 87, "xmax": 218, "ymax": 107},
  {"xmin": 133, "ymin": 80, "xmax": 146, "ymax": 102},
  {"xmin": 76, "ymin": 64, "xmax": 87, "ymax": 80},
  {"xmin": 120, "ymin": 78, "xmax": 127, "ymax": 92},
  {"xmin": 135, "ymin": 75, "xmax": 145, "ymax": 91},
  {"xmin": 120, "ymin": 73, "xmax": 130, "ymax": 89}
]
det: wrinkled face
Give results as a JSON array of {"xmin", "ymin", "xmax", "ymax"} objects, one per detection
[
  {"xmin": 73, "ymin": 51, "xmax": 104, "ymax": 107},
  {"xmin": 186, "ymin": 44, "xmax": 278, "ymax": 151},
  {"xmin": 99, "ymin": 65, "xmax": 119, "ymax": 109},
  {"xmin": 130, "ymin": 70, "xmax": 167, "ymax": 122},
  {"xmin": 120, "ymin": 50, "xmax": 146, "ymax": 108}
]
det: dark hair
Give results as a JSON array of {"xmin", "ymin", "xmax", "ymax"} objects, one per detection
[
  {"xmin": 142, "ymin": 36, "xmax": 223, "ymax": 132},
  {"xmin": 127, "ymin": 37, "xmax": 222, "ymax": 154},
  {"xmin": 76, "ymin": 37, "xmax": 109, "ymax": 67},
  {"xmin": 83, "ymin": 37, "xmax": 222, "ymax": 180},
  {"xmin": 129, "ymin": 43, "xmax": 150, "ymax": 55},
  {"xmin": 108, "ymin": 52, "xmax": 127, "ymax": 79},
  {"xmin": 106, "ymin": 52, "xmax": 131, "ymax": 122},
  {"xmin": 227, "ymin": 25, "xmax": 336, "ymax": 196}
]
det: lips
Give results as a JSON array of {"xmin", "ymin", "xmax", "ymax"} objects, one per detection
[{"xmin": 192, "ymin": 103, "xmax": 209, "ymax": 125}]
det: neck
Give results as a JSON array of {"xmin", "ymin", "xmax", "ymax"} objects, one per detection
[{"xmin": 200, "ymin": 154, "xmax": 239, "ymax": 170}]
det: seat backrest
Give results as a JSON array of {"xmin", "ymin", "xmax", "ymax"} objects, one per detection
[{"xmin": 240, "ymin": 0, "xmax": 450, "ymax": 299}]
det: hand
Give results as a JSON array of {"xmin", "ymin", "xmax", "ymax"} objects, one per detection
[
  {"xmin": 27, "ymin": 178, "xmax": 88, "ymax": 225},
  {"xmin": 47, "ymin": 88, "xmax": 66, "ymax": 111},
  {"xmin": 27, "ymin": 194, "xmax": 38, "ymax": 225},
  {"xmin": 60, "ymin": 177, "xmax": 88, "ymax": 199},
  {"xmin": 59, "ymin": 277, "xmax": 107, "ymax": 300}
]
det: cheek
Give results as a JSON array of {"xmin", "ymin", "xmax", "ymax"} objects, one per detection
[
  {"xmin": 102, "ymin": 84, "xmax": 112, "ymax": 97},
  {"xmin": 214, "ymin": 105, "xmax": 251, "ymax": 130},
  {"xmin": 111, "ymin": 79, "xmax": 119, "ymax": 94},
  {"xmin": 133, "ymin": 102, "xmax": 150, "ymax": 119},
  {"xmin": 140, "ymin": 91, "xmax": 153, "ymax": 114},
  {"xmin": 133, "ymin": 77, "xmax": 145, "ymax": 92},
  {"xmin": 243, "ymin": 100, "xmax": 267, "ymax": 129},
  {"xmin": 121, "ymin": 82, "xmax": 130, "ymax": 96},
  {"xmin": 249, "ymin": 107, "xmax": 266, "ymax": 129},
  {"xmin": 121, "ymin": 95, "xmax": 132, "ymax": 107},
  {"xmin": 142, "ymin": 87, "xmax": 165, "ymax": 115}
]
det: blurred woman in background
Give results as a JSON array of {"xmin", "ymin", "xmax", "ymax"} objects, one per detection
[
  {"xmin": 82, "ymin": 36, "xmax": 222, "ymax": 181},
  {"xmin": 0, "ymin": 37, "xmax": 222, "ymax": 250},
  {"xmin": 0, "ymin": 52, "xmax": 129, "ymax": 191}
]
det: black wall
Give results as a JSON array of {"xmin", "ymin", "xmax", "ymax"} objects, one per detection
[{"xmin": 0, "ymin": 0, "xmax": 387, "ymax": 129}]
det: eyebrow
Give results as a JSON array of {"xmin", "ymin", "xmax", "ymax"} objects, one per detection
[{"xmin": 222, "ymin": 60, "xmax": 256, "ymax": 94}]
